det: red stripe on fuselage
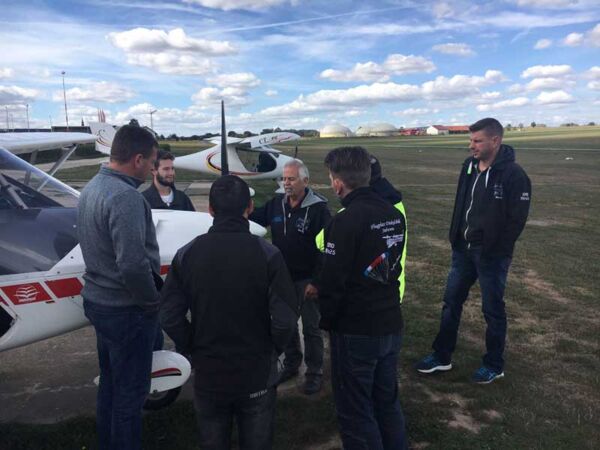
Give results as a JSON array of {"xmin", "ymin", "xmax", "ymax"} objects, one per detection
[
  {"xmin": 46, "ymin": 278, "xmax": 83, "ymax": 298},
  {"xmin": 152, "ymin": 367, "xmax": 182, "ymax": 378},
  {"xmin": 160, "ymin": 265, "xmax": 170, "ymax": 275}
]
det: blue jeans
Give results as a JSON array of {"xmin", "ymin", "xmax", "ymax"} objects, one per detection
[
  {"xmin": 194, "ymin": 387, "xmax": 276, "ymax": 450},
  {"xmin": 84, "ymin": 300, "xmax": 158, "ymax": 450},
  {"xmin": 432, "ymin": 246, "xmax": 512, "ymax": 372},
  {"xmin": 330, "ymin": 332, "xmax": 408, "ymax": 450}
]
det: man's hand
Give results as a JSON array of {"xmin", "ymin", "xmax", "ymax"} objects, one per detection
[{"xmin": 305, "ymin": 283, "xmax": 319, "ymax": 301}]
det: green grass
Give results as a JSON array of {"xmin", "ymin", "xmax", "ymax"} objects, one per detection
[{"xmin": 5, "ymin": 126, "xmax": 600, "ymax": 449}]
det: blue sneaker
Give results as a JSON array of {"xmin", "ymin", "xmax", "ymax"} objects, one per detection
[
  {"xmin": 415, "ymin": 354, "xmax": 452, "ymax": 374},
  {"xmin": 471, "ymin": 366, "xmax": 504, "ymax": 384}
]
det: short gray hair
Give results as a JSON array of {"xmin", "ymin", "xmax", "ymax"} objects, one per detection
[{"xmin": 284, "ymin": 159, "xmax": 309, "ymax": 180}]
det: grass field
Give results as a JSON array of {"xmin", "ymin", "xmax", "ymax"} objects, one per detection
[{"xmin": 3, "ymin": 127, "xmax": 599, "ymax": 449}]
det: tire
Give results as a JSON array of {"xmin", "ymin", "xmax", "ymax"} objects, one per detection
[{"xmin": 143, "ymin": 387, "xmax": 181, "ymax": 411}]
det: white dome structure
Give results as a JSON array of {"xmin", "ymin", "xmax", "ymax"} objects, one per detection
[
  {"xmin": 320, "ymin": 124, "xmax": 353, "ymax": 138},
  {"xmin": 355, "ymin": 123, "xmax": 397, "ymax": 137},
  {"xmin": 355, "ymin": 126, "xmax": 372, "ymax": 136}
]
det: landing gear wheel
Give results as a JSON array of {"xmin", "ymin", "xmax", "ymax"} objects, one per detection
[{"xmin": 143, "ymin": 387, "xmax": 181, "ymax": 410}]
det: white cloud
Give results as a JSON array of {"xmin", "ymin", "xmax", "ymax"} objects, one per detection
[
  {"xmin": 108, "ymin": 27, "xmax": 236, "ymax": 75},
  {"xmin": 432, "ymin": 2, "xmax": 454, "ymax": 19},
  {"xmin": 526, "ymin": 77, "xmax": 574, "ymax": 90},
  {"xmin": 534, "ymin": 38, "xmax": 552, "ymax": 49},
  {"xmin": 108, "ymin": 28, "xmax": 236, "ymax": 55},
  {"xmin": 588, "ymin": 23, "xmax": 600, "ymax": 46},
  {"xmin": 514, "ymin": 0, "xmax": 580, "ymax": 7},
  {"xmin": 394, "ymin": 108, "xmax": 439, "ymax": 116},
  {"xmin": 207, "ymin": 72, "xmax": 261, "ymax": 88},
  {"xmin": 563, "ymin": 32, "xmax": 584, "ymax": 46},
  {"xmin": 0, "ymin": 68, "xmax": 14, "ymax": 79},
  {"xmin": 52, "ymin": 81, "xmax": 135, "ymax": 104},
  {"xmin": 191, "ymin": 86, "xmax": 250, "ymax": 106},
  {"xmin": 477, "ymin": 97, "xmax": 530, "ymax": 111},
  {"xmin": 261, "ymin": 82, "xmax": 422, "ymax": 117},
  {"xmin": 521, "ymin": 64, "xmax": 573, "ymax": 78},
  {"xmin": 125, "ymin": 53, "xmax": 216, "ymax": 75},
  {"xmin": 432, "ymin": 43, "xmax": 475, "ymax": 56},
  {"xmin": 508, "ymin": 83, "xmax": 525, "ymax": 94},
  {"xmin": 265, "ymin": 89, "xmax": 278, "ymax": 97},
  {"xmin": 585, "ymin": 66, "xmax": 600, "ymax": 79},
  {"xmin": 320, "ymin": 54, "xmax": 436, "ymax": 83},
  {"xmin": 422, "ymin": 70, "xmax": 506, "ymax": 99},
  {"xmin": 587, "ymin": 81, "xmax": 600, "ymax": 90},
  {"xmin": 0, "ymin": 85, "xmax": 40, "ymax": 105},
  {"xmin": 536, "ymin": 90, "xmax": 574, "ymax": 104},
  {"xmin": 183, "ymin": 0, "xmax": 291, "ymax": 11}
]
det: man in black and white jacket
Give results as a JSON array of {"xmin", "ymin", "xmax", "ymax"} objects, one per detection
[{"xmin": 416, "ymin": 117, "xmax": 531, "ymax": 384}]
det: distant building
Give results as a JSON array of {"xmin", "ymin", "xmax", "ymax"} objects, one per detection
[
  {"xmin": 320, "ymin": 124, "xmax": 353, "ymax": 138},
  {"xmin": 427, "ymin": 125, "xmax": 449, "ymax": 135},
  {"xmin": 355, "ymin": 126, "xmax": 372, "ymax": 137},
  {"xmin": 426, "ymin": 125, "xmax": 469, "ymax": 135}
]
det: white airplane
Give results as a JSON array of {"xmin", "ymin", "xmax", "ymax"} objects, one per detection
[
  {"xmin": 0, "ymin": 132, "xmax": 267, "ymax": 408},
  {"xmin": 89, "ymin": 106, "xmax": 301, "ymax": 182}
]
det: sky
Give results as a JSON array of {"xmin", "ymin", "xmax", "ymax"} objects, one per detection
[{"xmin": 1, "ymin": 0, "xmax": 599, "ymax": 135}]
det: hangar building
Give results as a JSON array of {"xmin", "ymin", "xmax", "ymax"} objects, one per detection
[{"xmin": 320, "ymin": 124, "xmax": 354, "ymax": 138}]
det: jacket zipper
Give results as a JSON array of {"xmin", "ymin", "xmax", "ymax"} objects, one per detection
[{"xmin": 464, "ymin": 171, "xmax": 482, "ymax": 249}]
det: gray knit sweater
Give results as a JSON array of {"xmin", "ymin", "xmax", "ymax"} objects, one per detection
[{"xmin": 77, "ymin": 166, "xmax": 161, "ymax": 311}]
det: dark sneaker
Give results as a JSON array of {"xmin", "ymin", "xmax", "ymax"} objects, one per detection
[
  {"xmin": 415, "ymin": 353, "xmax": 453, "ymax": 374},
  {"xmin": 277, "ymin": 367, "xmax": 299, "ymax": 385},
  {"xmin": 302, "ymin": 374, "xmax": 322, "ymax": 395},
  {"xmin": 471, "ymin": 366, "xmax": 504, "ymax": 384}
]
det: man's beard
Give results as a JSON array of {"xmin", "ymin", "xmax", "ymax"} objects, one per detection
[{"xmin": 156, "ymin": 174, "xmax": 175, "ymax": 188}]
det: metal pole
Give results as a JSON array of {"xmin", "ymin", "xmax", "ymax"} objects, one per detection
[
  {"xmin": 149, "ymin": 109, "xmax": 157, "ymax": 129},
  {"xmin": 62, "ymin": 71, "xmax": 69, "ymax": 131},
  {"xmin": 26, "ymin": 103, "xmax": 30, "ymax": 131}
]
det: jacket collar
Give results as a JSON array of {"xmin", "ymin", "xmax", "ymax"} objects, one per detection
[
  {"xmin": 100, "ymin": 166, "xmax": 143, "ymax": 188},
  {"xmin": 340, "ymin": 186, "xmax": 373, "ymax": 207},
  {"xmin": 209, "ymin": 215, "xmax": 250, "ymax": 233}
]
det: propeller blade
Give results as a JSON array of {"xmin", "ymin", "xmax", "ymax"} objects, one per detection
[
  {"xmin": 220, "ymin": 100, "xmax": 229, "ymax": 176},
  {"xmin": 293, "ymin": 145, "xmax": 298, "ymax": 159}
]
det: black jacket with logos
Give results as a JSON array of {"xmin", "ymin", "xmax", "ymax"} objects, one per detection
[
  {"xmin": 250, "ymin": 188, "xmax": 331, "ymax": 281},
  {"xmin": 142, "ymin": 183, "xmax": 195, "ymax": 211},
  {"xmin": 316, "ymin": 187, "xmax": 405, "ymax": 335},
  {"xmin": 159, "ymin": 215, "xmax": 299, "ymax": 394},
  {"xmin": 449, "ymin": 144, "xmax": 531, "ymax": 257}
]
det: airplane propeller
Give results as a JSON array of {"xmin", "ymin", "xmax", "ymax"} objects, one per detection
[
  {"xmin": 220, "ymin": 100, "xmax": 229, "ymax": 176},
  {"xmin": 293, "ymin": 145, "xmax": 298, "ymax": 159}
]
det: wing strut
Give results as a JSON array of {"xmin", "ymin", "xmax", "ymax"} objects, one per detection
[{"xmin": 220, "ymin": 100, "xmax": 229, "ymax": 176}]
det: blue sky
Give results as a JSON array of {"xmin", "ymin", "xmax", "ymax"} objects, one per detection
[{"xmin": 1, "ymin": 0, "xmax": 599, "ymax": 135}]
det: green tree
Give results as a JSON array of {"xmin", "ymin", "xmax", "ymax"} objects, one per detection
[{"xmin": 531, "ymin": 121, "xmax": 536, "ymax": 128}]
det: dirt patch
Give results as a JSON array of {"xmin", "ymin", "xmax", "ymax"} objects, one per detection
[
  {"xmin": 482, "ymin": 409, "xmax": 503, "ymax": 421},
  {"xmin": 516, "ymin": 269, "xmax": 571, "ymax": 306},
  {"xmin": 527, "ymin": 219, "xmax": 561, "ymax": 227},
  {"xmin": 447, "ymin": 411, "xmax": 482, "ymax": 433}
]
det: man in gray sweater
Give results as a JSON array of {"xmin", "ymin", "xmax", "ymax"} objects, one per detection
[{"xmin": 78, "ymin": 124, "xmax": 160, "ymax": 450}]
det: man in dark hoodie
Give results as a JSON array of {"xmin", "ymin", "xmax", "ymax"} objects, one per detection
[
  {"xmin": 159, "ymin": 175, "xmax": 298, "ymax": 449},
  {"xmin": 142, "ymin": 149, "xmax": 195, "ymax": 212},
  {"xmin": 250, "ymin": 159, "xmax": 331, "ymax": 395},
  {"xmin": 416, "ymin": 118, "xmax": 531, "ymax": 384}
]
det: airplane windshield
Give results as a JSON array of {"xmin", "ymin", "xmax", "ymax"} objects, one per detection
[{"xmin": 0, "ymin": 148, "xmax": 79, "ymax": 209}]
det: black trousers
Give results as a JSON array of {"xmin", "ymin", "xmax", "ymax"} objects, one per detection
[{"xmin": 194, "ymin": 386, "xmax": 276, "ymax": 450}]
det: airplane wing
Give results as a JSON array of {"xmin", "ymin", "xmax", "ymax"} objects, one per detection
[
  {"xmin": 235, "ymin": 132, "xmax": 301, "ymax": 152},
  {"xmin": 0, "ymin": 132, "xmax": 97, "ymax": 155}
]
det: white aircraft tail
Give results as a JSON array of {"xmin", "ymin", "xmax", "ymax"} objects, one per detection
[{"xmin": 89, "ymin": 122, "xmax": 117, "ymax": 155}]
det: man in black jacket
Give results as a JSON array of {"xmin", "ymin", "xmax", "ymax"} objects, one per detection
[
  {"xmin": 318, "ymin": 147, "xmax": 408, "ymax": 450},
  {"xmin": 416, "ymin": 118, "xmax": 531, "ymax": 384},
  {"xmin": 142, "ymin": 150, "xmax": 195, "ymax": 211},
  {"xmin": 250, "ymin": 160, "xmax": 331, "ymax": 395},
  {"xmin": 159, "ymin": 175, "xmax": 298, "ymax": 449}
]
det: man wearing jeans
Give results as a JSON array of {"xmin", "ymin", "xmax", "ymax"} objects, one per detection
[
  {"xmin": 78, "ymin": 124, "xmax": 160, "ymax": 450},
  {"xmin": 416, "ymin": 118, "xmax": 531, "ymax": 384},
  {"xmin": 317, "ymin": 147, "xmax": 408, "ymax": 450},
  {"xmin": 160, "ymin": 175, "xmax": 299, "ymax": 449}
]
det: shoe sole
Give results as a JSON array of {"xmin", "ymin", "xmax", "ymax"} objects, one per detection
[
  {"xmin": 474, "ymin": 372, "xmax": 505, "ymax": 384},
  {"xmin": 417, "ymin": 363, "xmax": 452, "ymax": 374}
]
